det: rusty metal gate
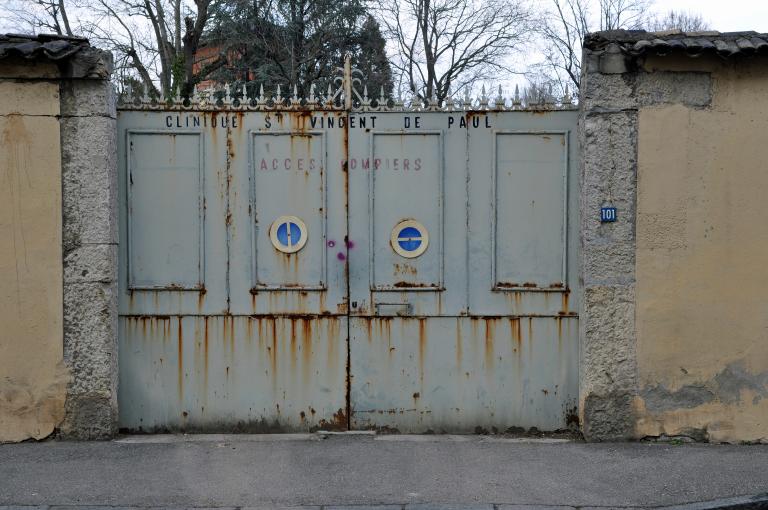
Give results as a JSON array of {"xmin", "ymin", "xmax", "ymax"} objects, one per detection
[{"xmin": 117, "ymin": 64, "xmax": 579, "ymax": 433}]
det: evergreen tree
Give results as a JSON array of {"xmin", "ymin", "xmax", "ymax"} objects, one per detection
[
  {"xmin": 200, "ymin": 0, "xmax": 393, "ymax": 100},
  {"xmin": 355, "ymin": 15, "xmax": 393, "ymax": 101}
]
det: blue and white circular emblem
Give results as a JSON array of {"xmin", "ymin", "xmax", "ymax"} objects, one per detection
[
  {"xmin": 391, "ymin": 220, "xmax": 429, "ymax": 258},
  {"xmin": 270, "ymin": 215, "xmax": 308, "ymax": 253}
]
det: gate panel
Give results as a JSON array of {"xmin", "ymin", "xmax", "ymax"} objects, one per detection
[
  {"xmin": 119, "ymin": 315, "xmax": 347, "ymax": 432},
  {"xmin": 250, "ymin": 132, "xmax": 326, "ymax": 289},
  {"xmin": 117, "ymin": 117, "xmax": 228, "ymax": 317},
  {"xmin": 127, "ymin": 133, "xmax": 203, "ymax": 290},
  {"xmin": 228, "ymin": 112, "xmax": 348, "ymax": 316},
  {"xmin": 349, "ymin": 317, "xmax": 578, "ymax": 432},
  {"xmin": 468, "ymin": 112, "xmax": 580, "ymax": 317},
  {"xmin": 370, "ymin": 132, "xmax": 443, "ymax": 291},
  {"xmin": 349, "ymin": 109, "xmax": 580, "ymax": 433},
  {"xmin": 347, "ymin": 114, "xmax": 468, "ymax": 317},
  {"xmin": 117, "ymin": 70, "xmax": 580, "ymax": 433},
  {"xmin": 118, "ymin": 108, "xmax": 348, "ymax": 432},
  {"xmin": 493, "ymin": 132, "xmax": 566, "ymax": 288}
]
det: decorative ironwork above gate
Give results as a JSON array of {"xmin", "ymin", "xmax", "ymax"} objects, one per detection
[{"xmin": 118, "ymin": 56, "xmax": 575, "ymax": 112}]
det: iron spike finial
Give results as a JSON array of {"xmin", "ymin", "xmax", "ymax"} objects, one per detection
[
  {"xmin": 275, "ymin": 83, "xmax": 283, "ymax": 106},
  {"xmin": 479, "ymin": 85, "xmax": 489, "ymax": 110},
  {"xmin": 495, "ymin": 84, "xmax": 505, "ymax": 110},
  {"xmin": 545, "ymin": 83, "xmax": 555, "ymax": 108},
  {"xmin": 562, "ymin": 84, "xmax": 573, "ymax": 107},
  {"xmin": 394, "ymin": 92, "xmax": 404, "ymax": 111},
  {"xmin": 223, "ymin": 83, "xmax": 232, "ymax": 105},
  {"xmin": 256, "ymin": 83, "xmax": 266, "ymax": 109}
]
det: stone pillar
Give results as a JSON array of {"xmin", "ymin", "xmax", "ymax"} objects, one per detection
[
  {"xmin": 579, "ymin": 43, "xmax": 640, "ymax": 440},
  {"xmin": 58, "ymin": 48, "xmax": 119, "ymax": 439}
]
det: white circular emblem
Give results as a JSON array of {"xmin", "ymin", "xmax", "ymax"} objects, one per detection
[
  {"xmin": 391, "ymin": 220, "xmax": 429, "ymax": 258},
  {"xmin": 269, "ymin": 216, "xmax": 308, "ymax": 254}
]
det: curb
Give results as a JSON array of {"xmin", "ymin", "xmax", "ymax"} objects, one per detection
[
  {"xmin": 657, "ymin": 492, "xmax": 768, "ymax": 509},
  {"xmin": 3, "ymin": 495, "xmax": 768, "ymax": 510}
]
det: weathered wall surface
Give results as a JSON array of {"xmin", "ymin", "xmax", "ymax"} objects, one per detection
[
  {"xmin": 59, "ymin": 73, "xmax": 119, "ymax": 440},
  {"xmin": 0, "ymin": 77, "xmax": 69, "ymax": 442},
  {"xmin": 0, "ymin": 36, "xmax": 117, "ymax": 442},
  {"xmin": 581, "ymin": 33, "xmax": 768, "ymax": 443},
  {"xmin": 579, "ymin": 43, "xmax": 641, "ymax": 440},
  {"xmin": 635, "ymin": 56, "xmax": 768, "ymax": 443}
]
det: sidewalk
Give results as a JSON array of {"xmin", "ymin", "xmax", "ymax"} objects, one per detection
[{"xmin": 1, "ymin": 434, "xmax": 767, "ymax": 509}]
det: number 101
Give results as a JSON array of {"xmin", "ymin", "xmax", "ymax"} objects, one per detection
[{"xmin": 600, "ymin": 207, "xmax": 617, "ymax": 223}]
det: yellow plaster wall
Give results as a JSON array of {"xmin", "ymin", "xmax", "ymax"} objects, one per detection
[
  {"xmin": 636, "ymin": 56, "xmax": 768, "ymax": 442},
  {"xmin": 0, "ymin": 80, "xmax": 69, "ymax": 442}
]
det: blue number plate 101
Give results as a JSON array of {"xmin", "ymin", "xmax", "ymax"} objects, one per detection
[{"xmin": 600, "ymin": 207, "xmax": 617, "ymax": 223}]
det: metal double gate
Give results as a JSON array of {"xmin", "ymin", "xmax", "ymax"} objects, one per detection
[{"xmin": 117, "ymin": 75, "xmax": 580, "ymax": 433}]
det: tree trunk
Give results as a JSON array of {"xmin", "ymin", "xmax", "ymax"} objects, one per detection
[
  {"xmin": 127, "ymin": 49, "xmax": 159, "ymax": 97},
  {"xmin": 182, "ymin": 1, "xmax": 211, "ymax": 96},
  {"xmin": 58, "ymin": 0, "xmax": 73, "ymax": 36}
]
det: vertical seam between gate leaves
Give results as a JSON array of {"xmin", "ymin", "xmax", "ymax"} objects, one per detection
[
  {"xmin": 465, "ymin": 113, "xmax": 471, "ymax": 315},
  {"xmin": 225, "ymin": 119, "xmax": 233, "ymax": 314},
  {"xmin": 343, "ymin": 58, "xmax": 352, "ymax": 430}
]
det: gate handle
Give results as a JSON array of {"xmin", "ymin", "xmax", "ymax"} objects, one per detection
[{"xmin": 375, "ymin": 303, "xmax": 413, "ymax": 317}]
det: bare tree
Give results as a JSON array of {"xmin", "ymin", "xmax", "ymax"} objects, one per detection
[
  {"xmin": 1, "ymin": 0, "xmax": 215, "ymax": 97},
  {"xmin": 77, "ymin": 0, "xmax": 215, "ymax": 97},
  {"xmin": 523, "ymin": 76, "xmax": 559, "ymax": 105},
  {"xmin": 649, "ymin": 10, "xmax": 710, "ymax": 32},
  {"xmin": 536, "ymin": 0, "xmax": 652, "ymax": 96},
  {"xmin": 4, "ymin": 0, "xmax": 75, "ymax": 36},
  {"xmin": 377, "ymin": 0, "xmax": 532, "ymax": 102}
]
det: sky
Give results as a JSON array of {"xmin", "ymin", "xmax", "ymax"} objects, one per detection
[
  {"xmin": 2, "ymin": 0, "xmax": 767, "ymax": 34},
  {"xmin": 654, "ymin": 0, "xmax": 768, "ymax": 32},
  {"xmin": 1, "ymin": 0, "xmax": 766, "ymax": 98}
]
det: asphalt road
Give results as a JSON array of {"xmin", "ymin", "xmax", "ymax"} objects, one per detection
[{"xmin": 1, "ymin": 434, "xmax": 767, "ymax": 509}]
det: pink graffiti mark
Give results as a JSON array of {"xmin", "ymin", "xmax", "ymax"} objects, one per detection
[
  {"xmin": 345, "ymin": 239, "xmax": 355, "ymax": 249},
  {"xmin": 327, "ymin": 240, "xmax": 336, "ymax": 248},
  {"xmin": 336, "ymin": 252, "xmax": 346, "ymax": 261}
]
